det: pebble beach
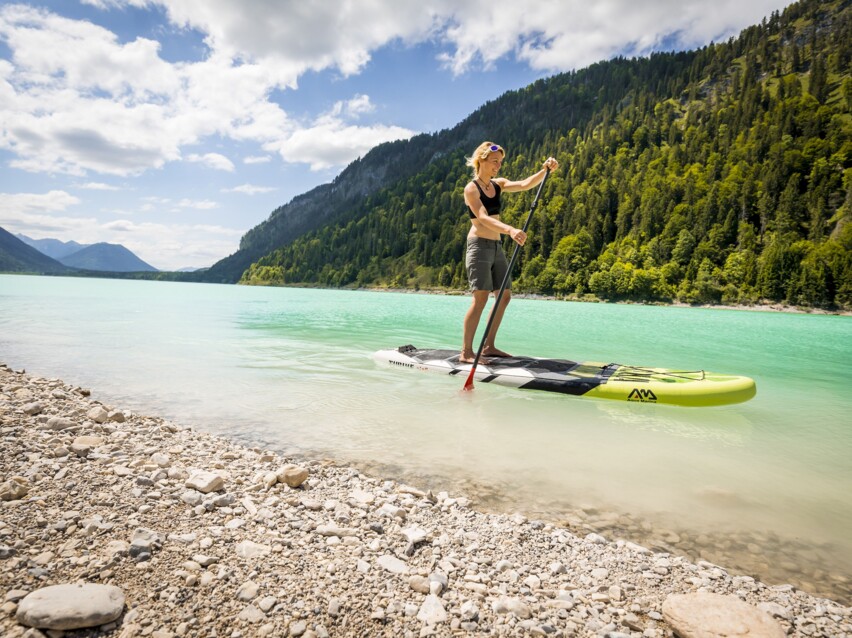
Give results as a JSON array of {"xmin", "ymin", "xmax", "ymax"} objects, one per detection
[{"xmin": 1, "ymin": 361, "xmax": 850, "ymax": 638}]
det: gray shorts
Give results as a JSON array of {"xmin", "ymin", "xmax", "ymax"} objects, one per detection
[{"xmin": 466, "ymin": 236, "xmax": 511, "ymax": 291}]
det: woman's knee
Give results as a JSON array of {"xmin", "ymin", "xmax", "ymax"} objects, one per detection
[{"xmin": 470, "ymin": 291, "xmax": 490, "ymax": 309}]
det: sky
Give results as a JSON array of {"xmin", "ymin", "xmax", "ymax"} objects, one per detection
[{"xmin": 0, "ymin": 0, "xmax": 794, "ymax": 271}]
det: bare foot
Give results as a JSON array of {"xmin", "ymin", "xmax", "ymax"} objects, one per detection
[
  {"xmin": 482, "ymin": 346, "xmax": 512, "ymax": 357},
  {"xmin": 459, "ymin": 350, "xmax": 490, "ymax": 365}
]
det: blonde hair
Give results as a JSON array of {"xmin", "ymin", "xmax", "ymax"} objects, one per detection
[{"xmin": 466, "ymin": 141, "xmax": 505, "ymax": 178}]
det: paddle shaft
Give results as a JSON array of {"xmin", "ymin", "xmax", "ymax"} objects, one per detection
[{"xmin": 463, "ymin": 167, "xmax": 551, "ymax": 391}]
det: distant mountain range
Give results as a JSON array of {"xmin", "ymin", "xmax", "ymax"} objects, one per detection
[
  {"xmin": 15, "ymin": 235, "xmax": 89, "ymax": 260},
  {"xmin": 1, "ymin": 230, "xmax": 158, "ymax": 273},
  {"xmin": 0, "ymin": 227, "xmax": 72, "ymax": 274},
  {"xmin": 57, "ymin": 243, "xmax": 157, "ymax": 272}
]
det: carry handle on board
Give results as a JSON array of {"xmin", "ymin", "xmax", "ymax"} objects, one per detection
[{"xmin": 463, "ymin": 167, "xmax": 551, "ymax": 392}]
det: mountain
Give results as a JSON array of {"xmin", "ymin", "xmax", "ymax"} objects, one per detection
[
  {"xmin": 58, "ymin": 243, "xmax": 158, "ymax": 272},
  {"xmin": 225, "ymin": 0, "xmax": 850, "ymax": 310},
  {"xmin": 15, "ymin": 233, "xmax": 89, "ymax": 260},
  {"xmin": 0, "ymin": 227, "xmax": 74, "ymax": 273}
]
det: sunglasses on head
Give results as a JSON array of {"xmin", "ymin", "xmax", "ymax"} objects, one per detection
[{"xmin": 489, "ymin": 145, "xmax": 501, "ymax": 152}]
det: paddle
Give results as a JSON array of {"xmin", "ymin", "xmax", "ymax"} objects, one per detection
[{"xmin": 463, "ymin": 167, "xmax": 551, "ymax": 392}]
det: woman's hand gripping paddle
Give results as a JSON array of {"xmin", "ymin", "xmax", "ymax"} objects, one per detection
[{"xmin": 463, "ymin": 167, "xmax": 551, "ymax": 391}]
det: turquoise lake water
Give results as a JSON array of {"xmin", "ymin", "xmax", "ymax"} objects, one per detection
[{"xmin": 1, "ymin": 274, "xmax": 851, "ymax": 601}]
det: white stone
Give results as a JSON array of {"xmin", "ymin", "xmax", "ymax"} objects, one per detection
[
  {"xmin": 416, "ymin": 594, "xmax": 448, "ymax": 624},
  {"xmin": 460, "ymin": 600, "xmax": 479, "ymax": 621},
  {"xmin": 235, "ymin": 540, "xmax": 271, "ymax": 560},
  {"xmin": 46, "ymin": 417, "xmax": 75, "ymax": 431},
  {"xmin": 16, "ymin": 584, "xmax": 124, "ymax": 630},
  {"xmin": 662, "ymin": 593, "xmax": 785, "ymax": 638},
  {"xmin": 151, "ymin": 452, "xmax": 171, "ymax": 468},
  {"xmin": 236, "ymin": 580, "xmax": 259, "ymax": 601},
  {"xmin": 86, "ymin": 406, "xmax": 109, "ymax": 423},
  {"xmin": 276, "ymin": 464, "xmax": 308, "ymax": 488},
  {"xmin": 22, "ymin": 401, "xmax": 43, "ymax": 415},
  {"xmin": 185, "ymin": 471, "xmax": 224, "ymax": 494},
  {"xmin": 258, "ymin": 596, "xmax": 277, "ymax": 613},
  {"xmin": 523, "ymin": 575, "xmax": 541, "ymax": 590},
  {"xmin": 408, "ymin": 575, "xmax": 430, "ymax": 594},
  {"xmin": 401, "ymin": 525, "xmax": 429, "ymax": 544},
  {"xmin": 377, "ymin": 503, "xmax": 407, "ymax": 519},
  {"xmin": 73, "ymin": 435, "xmax": 104, "ymax": 448},
  {"xmin": 492, "ymin": 597, "xmax": 531, "ymax": 619},
  {"xmin": 349, "ymin": 489, "xmax": 375, "ymax": 504},
  {"xmin": 237, "ymin": 604, "xmax": 266, "ymax": 623},
  {"xmin": 377, "ymin": 554, "xmax": 409, "ymax": 574},
  {"xmin": 315, "ymin": 524, "xmax": 357, "ymax": 537}
]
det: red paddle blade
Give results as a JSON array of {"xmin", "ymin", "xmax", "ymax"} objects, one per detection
[{"xmin": 463, "ymin": 366, "xmax": 476, "ymax": 391}]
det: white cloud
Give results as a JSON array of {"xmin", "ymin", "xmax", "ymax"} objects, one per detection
[
  {"xmin": 222, "ymin": 184, "xmax": 277, "ymax": 195},
  {"xmin": 0, "ymin": 3, "xmax": 419, "ymax": 177},
  {"xmin": 98, "ymin": 0, "xmax": 787, "ymax": 78},
  {"xmin": 0, "ymin": 191, "xmax": 95, "ymax": 239},
  {"xmin": 186, "ymin": 152, "xmax": 235, "ymax": 172},
  {"xmin": 1, "ymin": 0, "xmax": 787, "ymax": 180},
  {"xmin": 175, "ymin": 198, "xmax": 218, "ymax": 210},
  {"xmin": 0, "ymin": 190, "xmax": 81, "ymax": 217},
  {"xmin": 136, "ymin": 0, "xmax": 446, "ymax": 79},
  {"xmin": 438, "ymin": 0, "xmax": 790, "ymax": 74},
  {"xmin": 338, "ymin": 94, "xmax": 375, "ymax": 119},
  {"xmin": 243, "ymin": 155, "xmax": 271, "ymax": 164},
  {"xmin": 273, "ymin": 122, "xmax": 415, "ymax": 171},
  {"xmin": 77, "ymin": 182, "xmax": 120, "ymax": 190},
  {"xmin": 270, "ymin": 96, "xmax": 415, "ymax": 171},
  {"xmin": 0, "ymin": 5, "xmax": 293, "ymax": 176},
  {"xmin": 92, "ymin": 218, "xmax": 242, "ymax": 270}
]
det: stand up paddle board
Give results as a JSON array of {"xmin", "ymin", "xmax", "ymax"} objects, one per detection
[{"xmin": 374, "ymin": 345, "xmax": 756, "ymax": 407}]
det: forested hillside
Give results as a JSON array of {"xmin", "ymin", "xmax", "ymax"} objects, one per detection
[{"xmin": 240, "ymin": 0, "xmax": 851, "ymax": 309}]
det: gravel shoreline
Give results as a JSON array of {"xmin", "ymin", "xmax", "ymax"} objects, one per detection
[{"xmin": 2, "ymin": 362, "xmax": 850, "ymax": 637}]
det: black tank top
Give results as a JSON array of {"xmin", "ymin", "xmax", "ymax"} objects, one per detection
[{"xmin": 468, "ymin": 180, "xmax": 502, "ymax": 219}]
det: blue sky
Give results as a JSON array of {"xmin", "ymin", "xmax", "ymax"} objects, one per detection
[{"xmin": 0, "ymin": 0, "xmax": 793, "ymax": 270}]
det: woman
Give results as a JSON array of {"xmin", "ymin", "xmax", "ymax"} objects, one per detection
[{"xmin": 461, "ymin": 142, "xmax": 558, "ymax": 363}]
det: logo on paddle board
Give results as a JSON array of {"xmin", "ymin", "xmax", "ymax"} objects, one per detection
[{"xmin": 628, "ymin": 388, "xmax": 658, "ymax": 402}]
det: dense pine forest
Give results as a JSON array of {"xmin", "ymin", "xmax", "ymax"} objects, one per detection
[{"xmin": 239, "ymin": 0, "xmax": 851, "ymax": 309}]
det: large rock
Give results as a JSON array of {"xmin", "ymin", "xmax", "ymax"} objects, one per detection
[
  {"xmin": 417, "ymin": 594, "xmax": 448, "ymax": 624},
  {"xmin": 16, "ymin": 583, "xmax": 125, "ymax": 630},
  {"xmin": 185, "ymin": 471, "xmax": 224, "ymax": 493},
  {"xmin": 377, "ymin": 554, "xmax": 409, "ymax": 575},
  {"xmin": 0, "ymin": 478, "xmax": 29, "ymax": 501},
  {"xmin": 86, "ymin": 406, "xmax": 109, "ymax": 423},
  {"xmin": 46, "ymin": 417, "xmax": 75, "ymax": 431},
  {"xmin": 71, "ymin": 436, "xmax": 104, "ymax": 457},
  {"xmin": 662, "ymin": 593, "xmax": 786, "ymax": 638},
  {"xmin": 276, "ymin": 464, "xmax": 309, "ymax": 488},
  {"xmin": 22, "ymin": 401, "xmax": 43, "ymax": 415}
]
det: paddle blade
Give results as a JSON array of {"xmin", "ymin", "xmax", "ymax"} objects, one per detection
[{"xmin": 463, "ymin": 366, "xmax": 476, "ymax": 391}]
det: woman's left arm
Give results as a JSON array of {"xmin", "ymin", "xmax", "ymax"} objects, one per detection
[{"xmin": 499, "ymin": 157, "xmax": 559, "ymax": 193}]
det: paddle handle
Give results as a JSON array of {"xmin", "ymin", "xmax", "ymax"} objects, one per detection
[{"xmin": 463, "ymin": 167, "xmax": 551, "ymax": 391}]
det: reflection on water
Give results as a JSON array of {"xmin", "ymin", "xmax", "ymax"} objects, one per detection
[
  {"xmin": 592, "ymin": 400, "xmax": 754, "ymax": 445},
  {"xmin": 1, "ymin": 276, "xmax": 850, "ymax": 603}
]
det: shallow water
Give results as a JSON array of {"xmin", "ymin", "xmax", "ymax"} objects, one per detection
[{"xmin": 2, "ymin": 274, "xmax": 850, "ymax": 601}]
